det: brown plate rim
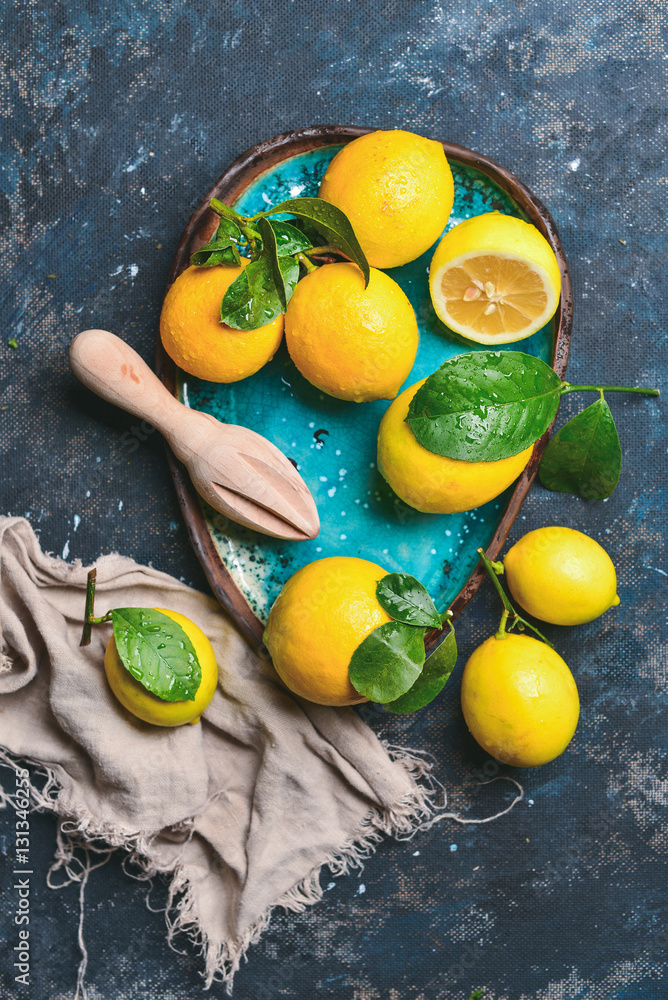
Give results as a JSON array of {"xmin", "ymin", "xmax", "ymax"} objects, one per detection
[{"xmin": 155, "ymin": 124, "xmax": 573, "ymax": 652}]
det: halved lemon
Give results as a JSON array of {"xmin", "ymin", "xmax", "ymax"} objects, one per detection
[{"xmin": 429, "ymin": 212, "xmax": 561, "ymax": 344}]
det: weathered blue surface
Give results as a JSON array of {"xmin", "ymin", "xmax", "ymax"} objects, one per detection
[{"xmin": 0, "ymin": 2, "xmax": 666, "ymax": 999}]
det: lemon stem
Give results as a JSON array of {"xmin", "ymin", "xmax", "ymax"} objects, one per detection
[
  {"xmin": 209, "ymin": 198, "xmax": 260, "ymax": 247},
  {"xmin": 210, "ymin": 198, "xmax": 244, "ymax": 225},
  {"xmin": 496, "ymin": 609, "xmax": 510, "ymax": 640},
  {"xmin": 561, "ymin": 383, "xmax": 659, "ymax": 396},
  {"xmin": 307, "ymin": 246, "xmax": 353, "ymax": 260},
  {"xmin": 80, "ymin": 568, "xmax": 112, "ymax": 647},
  {"xmin": 80, "ymin": 568, "xmax": 97, "ymax": 647},
  {"xmin": 297, "ymin": 252, "xmax": 318, "ymax": 274},
  {"xmin": 477, "ymin": 548, "xmax": 554, "ymax": 648}
]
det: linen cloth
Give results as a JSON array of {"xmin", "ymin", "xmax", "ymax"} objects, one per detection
[{"xmin": 0, "ymin": 516, "xmax": 438, "ymax": 990}]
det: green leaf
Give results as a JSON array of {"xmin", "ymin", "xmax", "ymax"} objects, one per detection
[
  {"xmin": 260, "ymin": 197, "xmax": 370, "ymax": 286},
  {"xmin": 190, "ymin": 217, "xmax": 242, "ymax": 267},
  {"xmin": 406, "ymin": 351, "xmax": 563, "ymax": 461},
  {"xmin": 268, "ymin": 219, "xmax": 313, "ymax": 256},
  {"xmin": 376, "ymin": 573, "xmax": 442, "ymax": 629},
  {"xmin": 284, "ymin": 215, "xmax": 326, "ymax": 249},
  {"xmin": 385, "ymin": 626, "xmax": 457, "ymax": 713},
  {"xmin": 111, "ymin": 608, "xmax": 202, "ymax": 702},
  {"xmin": 538, "ymin": 395, "xmax": 622, "ymax": 500},
  {"xmin": 257, "ymin": 217, "xmax": 287, "ymax": 311},
  {"xmin": 349, "ymin": 621, "xmax": 425, "ymax": 703},
  {"xmin": 220, "ymin": 254, "xmax": 299, "ymax": 330}
]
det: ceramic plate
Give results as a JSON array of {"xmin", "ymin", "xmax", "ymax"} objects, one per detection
[{"xmin": 156, "ymin": 127, "xmax": 572, "ymax": 649}]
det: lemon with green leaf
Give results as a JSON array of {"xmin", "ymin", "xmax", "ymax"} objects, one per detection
[
  {"xmin": 160, "ymin": 261, "xmax": 284, "ymax": 382},
  {"xmin": 104, "ymin": 608, "xmax": 218, "ymax": 727},
  {"xmin": 264, "ymin": 558, "xmax": 456, "ymax": 712},
  {"xmin": 263, "ymin": 557, "xmax": 391, "ymax": 706},
  {"xmin": 460, "ymin": 548, "xmax": 580, "ymax": 767},
  {"xmin": 377, "ymin": 378, "xmax": 533, "ymax": 513},
  {"xmin": 82, "ymin": 570, "xmax": 218, "ymax": 727}
]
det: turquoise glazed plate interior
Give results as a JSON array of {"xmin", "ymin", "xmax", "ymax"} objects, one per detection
[{"xmin": 158, "ymin": 127, "xmax": 572, "ymax": 648}]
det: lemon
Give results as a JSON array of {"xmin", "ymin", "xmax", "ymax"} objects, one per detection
[
  {"xmin": 503, "ymin": 526, "xmax": 621, "ymax": 625},
  {"xmin": 377, "ymin": 378, "xmax": 533, "ymax": 513},
  {"xmin": 104, "ymin": 609, "xmax": 218, "ymax": 726},
  {"xmin": 460, "ymin": 632, "xmax": 579, "ymax": 767},
  {"xmin": 160, "ymin": 261, "xmax": 284, "ymax": 382},
  {"xmin": 318, "ymin": 129, "xmax": 454, "ymax": 269},
  {"xmin": 284, "ymin": 262, "xmax": 418, "ymax": 402},
  {"xmin": 429, "ymin": 212, "xmax": 561, "ymax": 344},
  {"xmin": 263, "ymin": 556, "xmax": 391, "ymax": 706}
]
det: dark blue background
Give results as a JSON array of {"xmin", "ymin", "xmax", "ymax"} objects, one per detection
[{"xmin": 0, "ymin": 2, "xmax": 666, "ymax": 998}]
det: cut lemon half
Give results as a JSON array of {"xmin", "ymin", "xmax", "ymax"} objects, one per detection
[{"xmin": 429, "ymin": 212, "xmax": 561, "ymax": 344}]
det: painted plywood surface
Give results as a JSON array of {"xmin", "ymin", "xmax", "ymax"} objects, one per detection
[{"xmin": 0, "ymin": 2, "xmax": 666, "ymax": 998}]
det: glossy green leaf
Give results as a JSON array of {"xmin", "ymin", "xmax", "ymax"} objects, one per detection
[
  {"xmin": 221, "ymin": 254, "xmax": 299, "ymax": 330},
  {"xmin": 285, "ymin": 215, "xmax": 327, "ymax": 249},
  {"xmin": 385, "ymin": 625, "xmax": 457, "ymax": 714},
  {"xmin": 190, "ymin": 217, "xmax": 242, "ymax": 267},
  {"xmin": 260, "ymin": 197, "xmax": 370, "ymax": 286},
  {"xmin": 348, "ymin": 621, "xmax": 425, "ymax": 703},
  {"xmin": 539, "ymin": 395, "xmax": 622, "ymax": 500},
  {"xmin": 257, "ymin": 217, "xmax": 287, "ymax": 311},
  {"xmin": 111, "ymin": 608, "xmax": 201, "ymax": 702},
  {"xmin": 406, "ymin": 351, "xmax": 563, "ymax": 461},
  {"xmin": 376, "ymin": 573, "xmax": 442, "ymax": 629},
  {"xmin": 269, "ymin": 219, "xmax": 313, "ymax": 256}
]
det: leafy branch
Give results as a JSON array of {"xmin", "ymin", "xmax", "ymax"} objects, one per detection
[
  {"xmin": 80, "ymin": 569, "xmax": 201, "ymax": 701},
  {"xmin": 405, "ymin": 351, "xmax": 659, "ymax": 501},
  {"xmin": 348, "ymin": 572, "xmax": 457, "ymax": 713},
  {"xmin": 190, "ymin": 196, "xmax": 370, "ymax": 331},
  {"xmin": 476, "ymin": 549, "xmax": 553, "ymax": 645}
]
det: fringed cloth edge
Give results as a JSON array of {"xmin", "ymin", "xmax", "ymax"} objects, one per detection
[{"xmin": 0, "ymin": 744, "xmax": 523, "ymax": 995}]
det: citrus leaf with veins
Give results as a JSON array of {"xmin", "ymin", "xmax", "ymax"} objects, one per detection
[
  {"xmin": 406, "ymin": 351, "xmax": 562, "ymax": 462},
  {"xmin": 260, "ymin": 197, "xmax": 370, "ymax": 286},
  {"xmin": 348, "ymin": 621, "xmax": 425, "ymax": 702},
  {"xmin": 111, "ymin": 608, "xmax": 201, "ymax": 701},
  {"xmin": 190, "ymin": 217, "xmax": 243, "ymax": 267},
  {"xmin": 221, "ymin": 255, "xmax": 299, "ymax": 330},
  {"xmin": 385, "ymin": 625, "xmax": 457, "ymax": 714},
  {"xmin": 376, "ymin": 572, "xmax": 442, "ymax": 629},
  {"xmin": 539, "ymin": 395, "xmax": 621, "ymax": 500}
]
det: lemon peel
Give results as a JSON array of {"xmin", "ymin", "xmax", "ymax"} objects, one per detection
[
  {"xmin": 318, "ymin": 129, "xmax": 454, "ymax": 269},
  {"xmin": 160, "ymin": 261, "xmax": 284, "ymax": 382},
  {"xmin": 263, "ymin": 556, "xmax": 391, "ymax": 706},
  {"xmin": 377, "ymin": 378, "xmax": 532, "ymax": 513}
]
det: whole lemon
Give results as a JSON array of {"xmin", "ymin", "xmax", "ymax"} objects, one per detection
[
  {"xmin": 377, "ymin": 378, "xmax": 533, "ymax": 513},
  {"xmin": 503, "ymin": 526, "xmax": 621, "ymax": 625},
  {"xmin": 318, "ymin": 130, "xmax": 454, "ymax": 269},
  {"xmin": 461, "ymin": 633, "xmax": 579, "ymax": 767},
  {"xmin": 104, "ymin": 609, "xmax": 218, "ymax": 726},
  {"xmin": 429, "ymin": 212, "xmax": 561, "ymax": 344},
  {"xmin": 160, "ymin": 261, "xmax": 284, "ymax": 382},
  {"xmin": 263, "ymin": 556, "xmax": 391, "ymax": 706},
  {"xmin": 284, "ymin": 262, "xmax": 418, "ymax": 402}
]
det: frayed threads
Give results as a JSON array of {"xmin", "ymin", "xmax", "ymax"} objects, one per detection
[{"xmin": 0, "ymin": 741, "xmax": 525, "ymax": 997}]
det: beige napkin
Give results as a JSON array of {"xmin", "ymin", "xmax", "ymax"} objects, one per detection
[{"xmin": 0, "ymin": 516, "xmax": 444, "ymax": 990}]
